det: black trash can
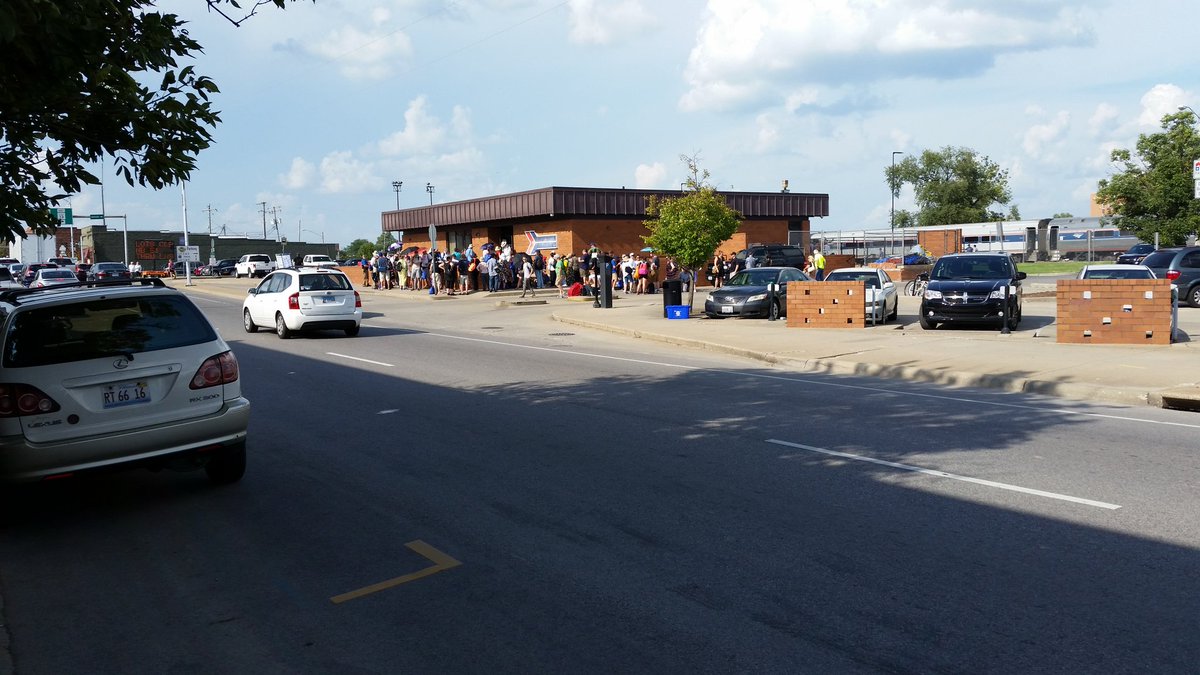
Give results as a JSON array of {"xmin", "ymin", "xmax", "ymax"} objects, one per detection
[{"xmin": 661, "ymin": 279, "xmax": 683, "ymax": 317}]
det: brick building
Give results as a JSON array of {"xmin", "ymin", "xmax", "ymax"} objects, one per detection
[{"xmin": 381, "ymin": 186, "xmax": 830, "ymax": 258}]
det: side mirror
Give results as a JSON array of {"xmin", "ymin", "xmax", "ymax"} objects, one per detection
[
  {"xmin": 1016, "ymin": 271, "xmax": 1027, "ymax": 280},
  {"xmin": 246, "ymin": 288, "xmax": 257, "ymax": 295}
]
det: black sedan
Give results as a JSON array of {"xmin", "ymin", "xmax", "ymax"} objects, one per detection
[
  {"xmin": 206, "ymin": 258, "xmax": 238, "ymax": 276},
  {"xmin": 704, "ymin": 266, "xmax": 810, "ymax": 320},
  {"xmin": 87, "ymin": 262, "xmax": 132, "ymax": 281}
]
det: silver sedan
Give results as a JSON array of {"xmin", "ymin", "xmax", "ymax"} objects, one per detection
[{"xmin": 823, "ymin": 267, "xmax": 900, "ymax": 323}]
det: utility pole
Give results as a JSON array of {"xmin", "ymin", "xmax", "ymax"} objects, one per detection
[
  {"xmin": 204, "ymin": 204, "xmax": 217, "ymax": 236},
  {"xmin": 270, "ymin": 206, "xmax": 282, "ymax": 241},
  {"xmin": 258, "ymin": 201, "xmax": 267, "ymax": 239}
]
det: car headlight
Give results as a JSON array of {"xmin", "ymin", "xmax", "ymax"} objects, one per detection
[
  {"xmin": 746, "ymin": 293, "xmax": 767, "ymax": 302},
  {"xmin": 923, "ymin": 289, "xmax": 942, "ymax": 300}
]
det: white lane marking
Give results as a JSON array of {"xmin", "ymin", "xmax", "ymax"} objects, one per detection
[
  {"xmin": 378, "ymin": 409, "xmax": 399, "ymax": 415},
  {"xmin": 767, "ymin": 439, "xmax": 1122, "ymax": 510},
  {"xmin": 326, "ymin": 352, "xmax": 395, "ymax": 368},
  {"xmin": 420, "ymin": 332, "xmax": 1200, "ymax": 430}
]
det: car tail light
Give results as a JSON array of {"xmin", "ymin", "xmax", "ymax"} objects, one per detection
[
  {"xmin": 190, "ymin": 351, "xmax": 240, "ymax": 389},
  {"xmin": 1167, "ymin": 270, "xmax": 1181, "ymax": 281},
  {"xmin": 354, "ymin": 291, "xmax": 362, "ymax": 308},
  {"xmin": 0, "ymin": 384, "xmax": 61, "ymax": 417},
  {"xmin": 288, "ymin": 292, "xmax": 300, "ymax": 310}
]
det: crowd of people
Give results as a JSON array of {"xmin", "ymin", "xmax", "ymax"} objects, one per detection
[
  {"xmin": 357, "ymin": 242, "xmax": 679, "ymax": 299},
  {"xmin": 355, "ymin": 243, "xmax": 830, "ymax": 296}
]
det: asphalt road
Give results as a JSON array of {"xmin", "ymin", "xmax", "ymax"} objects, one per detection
[{"xmin": 2, "ymin": 290, "xmax": 1199, "ymax": 673}]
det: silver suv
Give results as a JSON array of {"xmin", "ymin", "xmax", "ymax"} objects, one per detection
[{"xmin": 0, "ymin": 279, "xmax": 250, "ymax": 483}]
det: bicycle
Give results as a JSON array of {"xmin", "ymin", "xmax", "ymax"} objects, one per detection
[{"xmin": 905, "ymin": 272, "xmax": 929, "ymax": 297}]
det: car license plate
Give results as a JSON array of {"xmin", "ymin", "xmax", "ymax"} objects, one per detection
[
  {"xmin": 103, "ymin": 381, "xmax": 150, "ymax": 409},
  {"xmin": 721, "ymin": 306, "xmax": 734, "ymax": 314},
  {"xmin": 321, "ymin": 295, "xmax": 336, "ymax": 304}
]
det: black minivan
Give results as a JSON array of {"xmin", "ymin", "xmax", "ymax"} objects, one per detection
[
  {"xmin": 919, "ymin": 252, "xmax": 1026, "ymax": 330},
  {"xmin": 1142, "ymin": 246, "xmax": 1200, "ymax": 307}
]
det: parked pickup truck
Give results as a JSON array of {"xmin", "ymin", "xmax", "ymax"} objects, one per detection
[
  {"xmin": 235, "ymin": 253, "xmax": 276, "ymax": 278},
  {"xmin": 301, "ymin": 254, "xmax": 338, "ymax": 269}
]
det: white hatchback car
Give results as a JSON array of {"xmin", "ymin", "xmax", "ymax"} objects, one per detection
[
  {"xmin": 0, "ymin": 279, "xmax": 250, "ymax": 483},
  {"xmin": 242, "ymin": 268, "xmax": 362, "ymax": 338}
]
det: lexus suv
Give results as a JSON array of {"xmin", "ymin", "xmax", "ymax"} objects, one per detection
[
  {"xmin": 919, "ymin": 252, "xmax": 1026, "ymax": 330},
  {"xmin": 0, "ymin": 279, "xmax": 250, "ymax": 483}
]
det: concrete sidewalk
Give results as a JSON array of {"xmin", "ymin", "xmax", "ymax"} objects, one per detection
[{"xmin": 181, "ymin": 276, "xmax": 1200, "ymax": 411}]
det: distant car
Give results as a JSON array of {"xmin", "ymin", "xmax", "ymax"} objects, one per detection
[
  {"xmin": 733, "ymin": 244, "xmax": 808, "ymax": 270},
  {"xmin": 73, "ymin": 262, "xmax": 93, "ymax": 282},
  {"xmin": 920, "ymin": 252, "xmax": 1026, "ymax": 331},
  {"xmin": 31, "ymin": 268, "xmax": 79, "ymax": 288},
  {"xmin": 0, "ymin": 279, "xmax": 249, "ymax": 483},
  {"xmin": 46, "ymin": 257, "xmax": 75, "ymax": 268},
  {"xmin": 87, "ymin": 262, "xmax": 132, "ymax": 282},
  {"xmin": 9, "ymin": 264, "xmax": 26, "ymax": 281},
  {"xmin": 704, "ymin": 266, "xmax": 811, "ymax": 320},
  {"xmin": 1116, "ymin": 243, "xmax": 1156, "ymax": 265},
  {"xmin": 205, "ymin": 258, "xmax": 238, "ymax": 276},
  {"xmin": 235, "ymin": 254, "xmax": 276, "ymax": 279},
  {"xmin": 242, "ymin": 268, "xmax": 362, "ymax": 338},
  {"xmin": 21, "ymin": 263, "xmax": 58, "ymax": 287},
  {"xmin": 301, "ymin": 254, "xmax": 338, "ymax": 269},
  {"xmin": 824, "ymin": 267, "xmax": 900, "ymax": 322},
  {"xmin": 166, "ymin": 261, "xmax": 202, "ymax": 276},
  {"xmin": 0, "ymin": 266, "xmax": 20, "ymax": 288},
  {"xmin": 1142, "ymin": 246, "xmax": 1200, "ymax": 307},
  {"xmin": 1077, "ymin": 264, "xmax": 1156, "ymax": 280}
]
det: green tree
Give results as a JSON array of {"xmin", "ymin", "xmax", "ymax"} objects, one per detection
[
  {"xmin": 644, "ymin": 154, "xmax": 743, "ymax": 308},
  {"xmin": 374, "ymin": 231, "xmax": 397, "ymax": 254},
  {"xmin": 887, "ymin": 146, "xmax": 1019, "ymax": 228},
  {"xmin": 1052, "ymin": 212, "xmax": 1074, "ymax": 218},
  {"xmin": 341, "ymin": 239, "xmax": 373, "ymax": 259},
  {"xmin": 1096, "ymin": 111, "xmax": 1200, "ymax": 246},
  {"xmin": 0, "ymin": 0, "xmax": 305, "ymax": 242}
]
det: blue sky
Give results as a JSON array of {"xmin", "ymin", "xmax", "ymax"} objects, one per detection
[{"xmin": 69, "ymin": 0, "xmax": 1199, "ymax": 250}]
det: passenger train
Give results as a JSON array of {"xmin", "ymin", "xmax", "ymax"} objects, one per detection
[{"xmin": 815, "ymin": 217, "xmax": 1140, "ymax": 262}]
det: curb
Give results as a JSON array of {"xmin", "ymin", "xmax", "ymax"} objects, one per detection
[{"xmin": 550, "ymin": 313, "xmax": 1165, "ymax": 408}]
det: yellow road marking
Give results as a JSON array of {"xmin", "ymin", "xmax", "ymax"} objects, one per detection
[{"xmin": 330, "ymin": 540, "xmax": 462, "ymax": 604}]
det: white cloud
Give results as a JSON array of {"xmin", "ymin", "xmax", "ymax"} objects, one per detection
[
  {"xmin": 680, "ymin": 0, "xmax": 1096, "ymax": 112},
  {"xmin": 284, "ymin": 11, "xmax": 413, "ymax": 81},
  {"xmin": 1022, "ymin": 110, "xmax": 1070, "ymax": 158},
  {"xmin": 378, "ymin": 96, "xmax": 447, "ymax": 156},
  {"xmin": 280, "ymin": 157, "xmax": 316, "ymax": 190},
  {"xmin": 1087, "ymin": 103, "xmax": 1120, "ymax": 137},
  {"xmin": 1137, "ymin": 83, "xmax": 1190, "ymax": 128},
  {"xmin": 568, "ymin": 0, "xmax": 657, "ymax": 45},
  {"xmin": 634, "ymin": 162, "xmax": 667, "ymax": 188},
  {"xmin": 318, "ymin": 151, "xmax": 378, "ymax": 194}
]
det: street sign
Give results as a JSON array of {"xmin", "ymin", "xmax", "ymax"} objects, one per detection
[
  {"xmin": 1194, "ymin": 178, "xmax": 1200, "ymax": 200},
  {"xmin": 176, "ymin": 245, "xmax": 200, "ymax": 262},
  {"xmin": 1193, "ymin": 158, "xmax": 1200, "ymax": 180},
  {"xmin": 90, "ymin": 213, "xmax": 104, "ymax": 220},
  {"xmin": 52, "ymin": 207, "xmax": 72, "ymax": 225}
]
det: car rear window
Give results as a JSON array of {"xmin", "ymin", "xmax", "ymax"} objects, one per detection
[
  {"xmin": 1140, "ymin": 250, "xmax": 1177, "ymax": 267},
  {"xmin": 3, "ymin": 295, "xmax": 217, "ymax": 368},
  {"xmin": 298, "ymin": 273, "xmax": 352, "ymax": 291}
]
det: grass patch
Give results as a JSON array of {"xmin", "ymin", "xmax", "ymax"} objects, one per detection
[{"xmin": 1017, "ymin": 260, "xmax": 1089, "ymax": 275}]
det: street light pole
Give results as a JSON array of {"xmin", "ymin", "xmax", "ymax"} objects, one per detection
[
  {"xmin": 891, "ymin": 151, "xmax": 904, "ymax": 255},
  {"xmin": 392, "ymin": 180, "xmax": 403, "ymax": 210},
  {"xmin": 426, "ymin": 183, "xmax": 435, "ymax": 205}
]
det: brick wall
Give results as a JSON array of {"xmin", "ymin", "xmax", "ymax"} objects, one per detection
[
  {"xmin": 824, "ymin": 254, "xmax": 857, "ymax": 274},
  {"xmin": 786, "ymin": 281, "xmax": 865, "ymax": 328},
  {"xmin": 919, "ymin": 229, "xmax": 961, "ymax": 257},
  {"xmin": 1056, "ymin": 279, "xmax": 1172, "ymax": 345}
]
